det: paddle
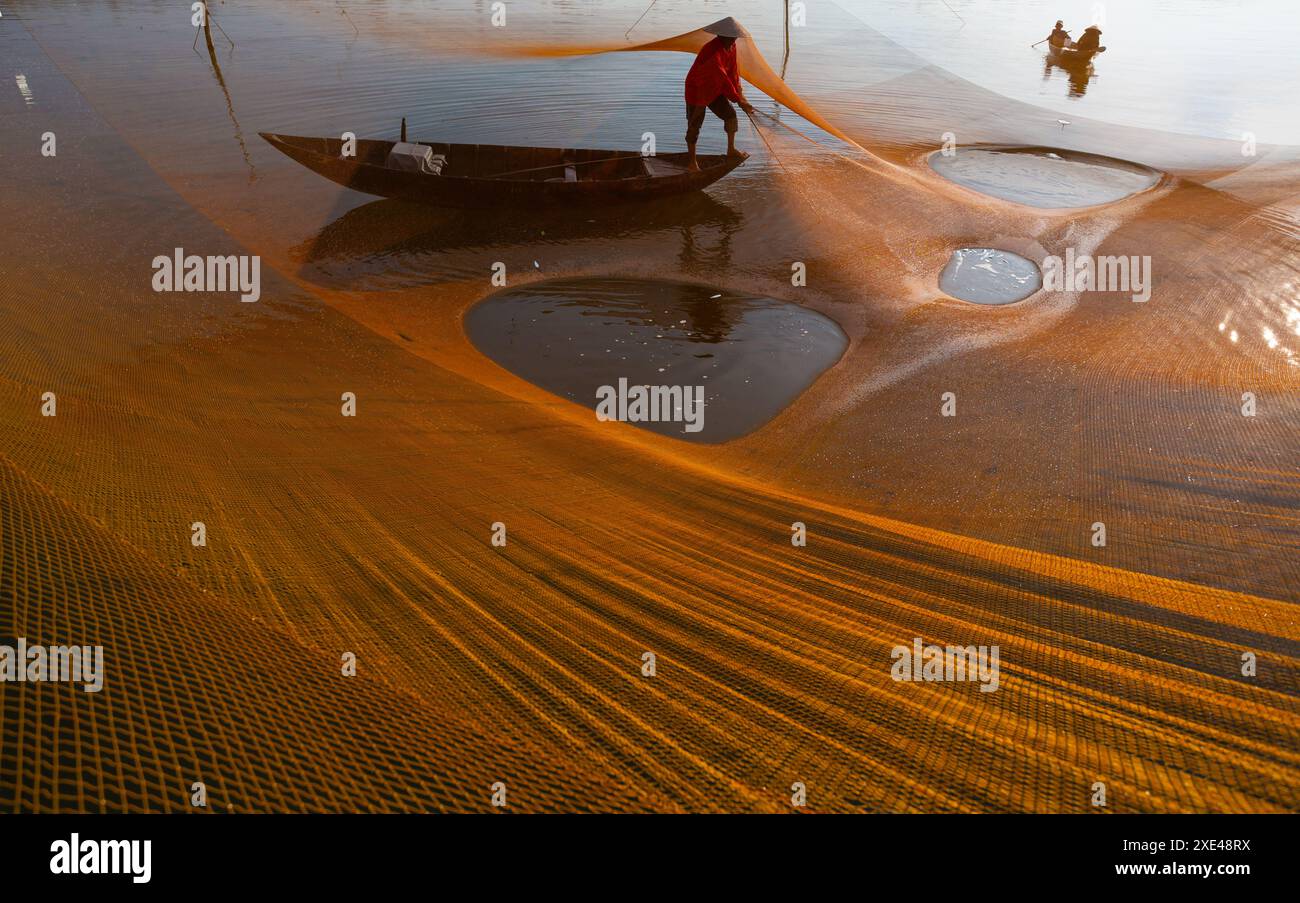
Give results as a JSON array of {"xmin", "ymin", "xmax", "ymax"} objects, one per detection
[{"xmin": 1031, "ymin": 38, "xmax": 1048, "ymax": 47}]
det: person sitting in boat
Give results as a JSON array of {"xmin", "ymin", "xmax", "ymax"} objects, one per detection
[
  {"xmin": 1074, "ymin": 25, "xmax": 1103, "ymax": 54},
  {"xmin": 1047, "ymin": 20, "xmax": 1071, "ymax": 48},
  {"xmin": 684, "ymin": 17, "xmax": 755, "ymax": 172}
]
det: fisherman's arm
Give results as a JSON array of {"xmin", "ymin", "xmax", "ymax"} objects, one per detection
[{"xmin": 731, "ymin": 70, "xmax": 754, "ymax": 113}]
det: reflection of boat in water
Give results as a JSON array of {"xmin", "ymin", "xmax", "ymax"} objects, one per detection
[
  {"xmin": 260, "ymin": 132, "xmax": 744, "ymax": 208},
  {"xmin": 1042, "ymin": 56, "xmax": 1096, "ymax": 97},
  {"xmin": 292, "ymin": 192, "xmax": 743, "ymax": 290}
]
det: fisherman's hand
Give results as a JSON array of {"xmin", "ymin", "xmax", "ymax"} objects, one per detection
[{"xmin": 739, "ymin": 100, "xmax": 755, "ymax": 114}]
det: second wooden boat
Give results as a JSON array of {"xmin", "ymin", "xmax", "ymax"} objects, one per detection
[{"xmin": 1047, "ymin": 41, "xmax": 1104, "ymax": 66}]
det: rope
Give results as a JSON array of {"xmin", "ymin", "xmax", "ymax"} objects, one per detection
[
  {"xmin": 746, "ymin": 105, "xmax": 877, "ymax": 176},
  {"xmin": 743, "ymin": 107, "xmax": 790, "ymax": 174},
  {"xmin": 741, "ymin": 106, "xmax": 833, "ymax": 220}
]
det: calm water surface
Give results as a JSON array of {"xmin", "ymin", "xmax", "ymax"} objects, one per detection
[
  {"xmin": 939, "ymin": 248, "xmax": 1042, "ymax": 305},
  {"xmin": 842, "ymin": 0, "xmax": 1300, "ymax": 144},
  {"xmin": 465, "ymin": 278, "xmax": 848, "ymax": 442},
  {"xmin": 928, "ymin": 146, "xmax": 1162, "ymax": 208}
]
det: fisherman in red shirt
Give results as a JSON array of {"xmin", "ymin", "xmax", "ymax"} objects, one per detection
[{"xmin": 684, "ymin": 17, "xmax": 755, "ymax": 172}]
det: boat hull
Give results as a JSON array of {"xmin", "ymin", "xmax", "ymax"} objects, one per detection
[
  {"xmin": 259, "ymin": 133, "xmax": 744, "ymax": 207},
  {"xmin": 1047, "ymin": 43, "xmax": 1101, "ymax": 66}
]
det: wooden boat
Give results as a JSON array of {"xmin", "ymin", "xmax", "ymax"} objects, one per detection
[
  {"xmin": 1047, "ymin": 41, "xmax": 1105, "ymax": 66},
  {"xmin": 259, "ymin": 132, "xmax": 745, "ymax": 207}
]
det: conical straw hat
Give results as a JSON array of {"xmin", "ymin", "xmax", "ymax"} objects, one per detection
[{"xmin": 701, "ymin": 17, "xmax": 746, "ymax": 39}]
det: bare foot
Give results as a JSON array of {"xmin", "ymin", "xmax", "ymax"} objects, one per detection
[
  {"xmin": 727, "ymin": 149, "xmax": 750, "ymax": 161},
  {"xmin": 686, "ymin": 160, "xmax": 701, "ymax": 172}
]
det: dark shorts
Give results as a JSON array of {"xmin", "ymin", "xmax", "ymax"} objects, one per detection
[{"xmin": 685, "ymin": 96, "xmax": 738, "ymax": 145}]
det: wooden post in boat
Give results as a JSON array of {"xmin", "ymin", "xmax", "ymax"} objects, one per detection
[{"xmin": 401, "ymin": 117, "xmax": 407, "ymax": 142}]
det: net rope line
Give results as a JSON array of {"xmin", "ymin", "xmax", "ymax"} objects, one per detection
[{"xmin": 739, "ymin": 106, "xmax": 835, "ymax": 220}]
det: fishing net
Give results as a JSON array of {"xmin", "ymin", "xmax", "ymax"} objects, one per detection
[{"xmin": 4, "ymin": 0, "xmax": 1298, "ymax": 818}]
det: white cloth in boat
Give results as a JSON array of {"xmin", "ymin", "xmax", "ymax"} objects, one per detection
[
  {"xmin": 386, "ymin": 142, "xmax": 447, "ymax": 175},
  {"xmin": 546, "ymin": 165, "xmax": 580, "ymax": 183}
]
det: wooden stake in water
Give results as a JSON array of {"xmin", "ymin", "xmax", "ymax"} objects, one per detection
[{"xmin": 625, "ymin": 0, "xmax": 659, "ymax": 38}]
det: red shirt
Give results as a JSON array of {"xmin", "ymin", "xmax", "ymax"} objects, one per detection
[{"xmin": 684, "ymin": 37, "xmax": 742, "ymax": 106}]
